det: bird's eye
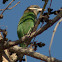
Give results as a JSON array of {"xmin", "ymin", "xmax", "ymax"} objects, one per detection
[{"xmin": 34, "ymin": 7, "xmax": 37, "ymax": 8}]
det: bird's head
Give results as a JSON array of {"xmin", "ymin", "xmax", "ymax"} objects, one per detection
[{"xmin": 24, "ymin": 5, "xmax": 45, "ymax": 16}]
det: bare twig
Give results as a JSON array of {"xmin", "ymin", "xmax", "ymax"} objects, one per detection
[
  {"xmin": 9, "ymin": 1, "xmax": 20, "ymax": 10},
  {"xmin": 49, "ymin": 9, "xmax": 62, "ymax": 61},
  {"xmin": 49, "ymin": 18, "xmax": 62, "ymax": 58},
  {"xmin": 49, "ymin": 0, "xmax": 52, "ymax": 8},
  {"xmin": 0, "ymin": 1, "xmax": 20, "ymax": 11},
  {"xmin": 40, "ymin": 0, "xmax": 48, "ymax": 15},
  {"xmin": 1, "ymin": 0, "xmax": 14, "ymax": 15},
  {"xmin": 25, "ymin": 55, "xmax": 27, "ymax": 62}
]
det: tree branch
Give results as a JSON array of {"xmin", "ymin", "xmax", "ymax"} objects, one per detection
[
  {"xmin": 1, "ymin": 0, "xmax": 14, "ymax": 15},
  {"xmin": 9, "ymin": 46, "xmax": 62, "ymax": 62},
  {"xmin": 0, "ymin": 32, "xmax": 11, "ymax": 62},
  {"xmin": 0, "ymin": 1, "xmax": 20, "ymax": 11},
  {"xmin": 0, "ymin": 32, "xmax": 3, "ymax": 62}
]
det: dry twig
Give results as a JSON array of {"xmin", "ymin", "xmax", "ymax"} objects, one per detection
[
  {"xmin": 1, "ymin": 0, "xmax": 14, "ymax": 15},
  {"xmin": 49, "ymin": 9, "xmax": 62, "ymax": 60},
  {"xmin": 49, "ymin": 18, "xmax": 62, "ymax": 58},
  {"xmin": 0, "ymin": 1, "xmax": 20, "ymax": 11}
]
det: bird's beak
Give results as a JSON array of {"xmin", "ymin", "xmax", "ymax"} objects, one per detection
[{"xmin": 37, "ymin": 8, "xmax": 46, "ymax": 12}]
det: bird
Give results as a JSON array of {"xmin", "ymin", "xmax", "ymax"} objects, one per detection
[{"xmin": 17, "ymin": 5, "xmax": 43, "ymax": 61}]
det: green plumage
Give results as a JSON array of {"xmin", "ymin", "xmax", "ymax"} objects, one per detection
[
  {"xmin": 17, "ymin": 12, "xmax": 36, "ymax": 47},
  {"xmin": 17, "ymin": 12, "xmax": 36, "ymax": 38}
]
